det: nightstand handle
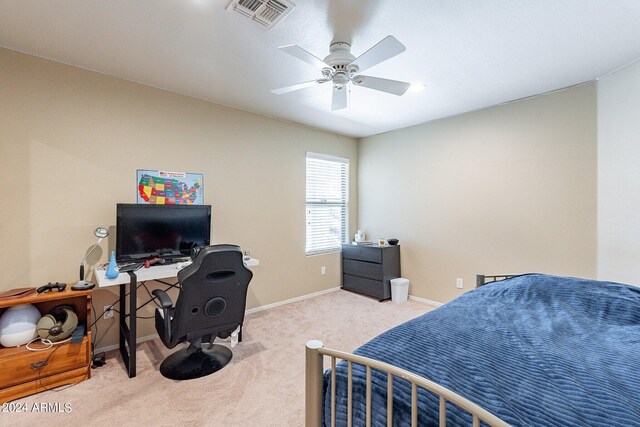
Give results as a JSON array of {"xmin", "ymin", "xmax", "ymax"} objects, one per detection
[{"xmin": 30, "ymin": 360, "xmax": 48, "ymax": 369}]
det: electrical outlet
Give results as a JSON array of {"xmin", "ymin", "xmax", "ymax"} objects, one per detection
[
  {"xmin": 321, "ymin": 266, "xmax": 326, "ymax": 275},
  {"xmin": 456, "ymin": 278, "xmax": 464, "ymax": 289},
  {"xmin": 103, "ymin": 305, "xmax": 114, "ymax": 320}
]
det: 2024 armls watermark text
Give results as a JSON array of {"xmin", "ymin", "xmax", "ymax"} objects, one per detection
[{"xmin": 2, "ymin": 402, "xmax": 72, "ymax": 413}]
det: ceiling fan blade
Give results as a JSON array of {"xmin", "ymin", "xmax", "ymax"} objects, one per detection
[
  {"xmin": 331, "ymin": 86, "xmax": 348, "ymax": 111},
  {"xmin": 279, "ymin": 44, "xmax": 330, "ymax": 70},
  {"xmin": 271, "ymin": 80, "xmax": 322, "ymax": 95},
  {"xmin": 349, "ymin": 36, "xmax": 406, "ymax": 73},
  {"xmin": 352, "ymin": 75, "xmax": 411, "ymax": 96}
]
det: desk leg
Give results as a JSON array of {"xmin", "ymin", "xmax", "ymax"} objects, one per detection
[
  {"xmin": 119, "ymin": 284, "xmax": 126, "ymax": 366},
  {"xmin": 118, "ymin": 273, "xmax": 137, "ymax": 378},
  {"xmin": 128, "ymin": 273, "xmax": 136, "ymax": 377}
]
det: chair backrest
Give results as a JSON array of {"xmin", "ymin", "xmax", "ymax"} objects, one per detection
[{"xmin": 172, "ymin": 244, "xmax": 253, "ymax": 343}]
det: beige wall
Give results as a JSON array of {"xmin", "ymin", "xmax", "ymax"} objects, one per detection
[
  {"xmin": 0, "ymin": 48, "xmax": 358, "ymax": 349},
  {"xmin": 0, "ymin": 46, "xmax": 606, "ymax": 348},
  {"xmin": 597, "ymin": 60, "xmax": 640, "ymax": 285},
  {"xmin": 358, "ymin": 84, "xmax": 597, "ymax": 303}
]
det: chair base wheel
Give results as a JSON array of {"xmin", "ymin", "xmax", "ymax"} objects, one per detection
[{"xmin": 159, "ymin": 343, "xmax": 232, "ymax": 380}]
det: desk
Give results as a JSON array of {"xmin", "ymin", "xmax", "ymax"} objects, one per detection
[
  {"xmin": 94, "ymin": 257, "xmax": 259, "ymax": 377},
  {"xmin": 95, "ymin": 258, "xmax": 259, "ymax": 287}
]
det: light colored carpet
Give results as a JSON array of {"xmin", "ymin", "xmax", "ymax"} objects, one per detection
[{"xmin": 6, "ymin": 290, "xmax": 434, "ymax": 427}]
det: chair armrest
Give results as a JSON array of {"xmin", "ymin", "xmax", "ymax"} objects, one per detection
[
  {"xmin": 153, "ymin": 289, "xmax": 173, "ymax": 346},
  {"xmin": 152, "ymin": 289, "xmax": 173, "ymax": 309}
]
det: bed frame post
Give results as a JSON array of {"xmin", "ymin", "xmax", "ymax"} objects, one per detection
[
  {"xmin": 476, "ymin": 274, "xmax": 485, "ymax": 288},
  {"xmin": 306, "ymin": 340, "xmax": 324, "ymax": 427}
]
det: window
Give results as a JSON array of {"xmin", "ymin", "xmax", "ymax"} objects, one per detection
[{"xmin": 306, "ymin": 152, "xmax": 349, "ymax": 255}]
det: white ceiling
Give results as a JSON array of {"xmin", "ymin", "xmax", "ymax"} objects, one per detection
[{"xmin": 1, "ymin": 1, "xmax": 640, "ymax": 138}]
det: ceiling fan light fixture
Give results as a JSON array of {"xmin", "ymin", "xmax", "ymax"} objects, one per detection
[
  {"xmin": 272, "ymin": 35, "xmax": 411, "ymax": 110},
  {"xmin": 321, "ymin": 68, "xmax": 333, "ymax": 78},
  {"xmin": 333, "ymin": 71, "xmax": 349, "ymax": 86}
]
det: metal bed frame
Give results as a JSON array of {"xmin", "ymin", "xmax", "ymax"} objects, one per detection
[
  {"xmin": 305, "ymin": 274, "xmax": 517, "ymax": 427},
  {"xmin": 475, "ymin": 274, "xmax": 518, "ymax": 288},
  {"xmin": 305, "ymin": 341, "xmax": 509, "ymax": 427}
]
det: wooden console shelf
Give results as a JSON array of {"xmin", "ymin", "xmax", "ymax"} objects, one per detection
[{"xmin": 0, "ymin": 286, "xmax": 92, "ymax": 403}]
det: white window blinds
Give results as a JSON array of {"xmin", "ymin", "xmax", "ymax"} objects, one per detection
[{"xmin": 306, "ymin": 152, "xmax": 349, "ymax": 255}]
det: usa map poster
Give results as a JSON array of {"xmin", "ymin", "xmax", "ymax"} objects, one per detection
[{"xmin": 136, "ymin": 170, "xmax": 204, "ymax": 205}]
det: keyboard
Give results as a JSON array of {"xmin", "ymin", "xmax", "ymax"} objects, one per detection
[{"xmin": 117, "ymin": 262, "xmax": 144, "ymax": 273}]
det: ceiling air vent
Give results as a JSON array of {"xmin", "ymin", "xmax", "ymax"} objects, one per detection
[{"xmin": 227, "ymin": 0, "xmax": 295, "ymax": 29}]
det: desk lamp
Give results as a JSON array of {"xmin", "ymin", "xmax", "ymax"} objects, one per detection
[{"xmin": 72, "ymin": 227, "xmax": 109, "ymax": 291}]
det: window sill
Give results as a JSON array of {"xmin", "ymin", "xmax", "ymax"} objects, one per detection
[{"xmin": 305, "ymin": 249, "xmax": 341, "ymax": 257}]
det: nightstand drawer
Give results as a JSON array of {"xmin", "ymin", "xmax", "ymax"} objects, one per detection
[
  {"xmin": 0, "ymin": 367, "xmax": 89, "ymax": 404},
  {"xmin": 343, "ymin": 259, "xmax": 382, "ymax": 281},
  {"xmin": 341, "ymin": 245, "xmax": 382, "ymax": 263},
  {"xmin": 0, "ymin": 336, "xmax": 89, "ymax": 389}
]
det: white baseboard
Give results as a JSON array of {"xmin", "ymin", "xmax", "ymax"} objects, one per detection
[
  {"xmin": 95, "ymin": 333, "xmax": 160, "ymax": 355},
  {"xmin": 94, "ymin": 286, "xmax": 341, "ymax": 355},
  {"xmin": 408, "ymin": 294, "xmax": 443, "ymax": 307},
  {"xmin": 245, "ymin": 286, "xmax": 340, "ymax": 314}
]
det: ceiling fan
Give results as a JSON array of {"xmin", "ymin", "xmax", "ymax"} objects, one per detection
[{"xmin": 271, "ymin": 35, "xmax": 411, "ymax": 111}]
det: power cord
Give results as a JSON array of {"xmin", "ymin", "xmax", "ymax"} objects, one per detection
[
  {"xmin": 90, "ymin": 279, "xmax": 179, "ymax": 366},
  {"xmin": 34, "ymin": 344, "xmax": 82, "ymax": 393},
  {"xmin": 90, "ymin": 299, "xmax": 107, "ymax": 367},
  {"xmin": 142, "ymin": 283, "xmax": 162, "ymax": 308}
]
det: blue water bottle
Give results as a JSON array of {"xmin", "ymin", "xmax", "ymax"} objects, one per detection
[{"xmin": 105, "ymin": 251, "xmax": 119, "ymax": 279}]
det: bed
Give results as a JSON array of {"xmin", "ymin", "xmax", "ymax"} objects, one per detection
[{"xmin": 305, "ymin": 274, "xmax": 640, "ymax": 426}]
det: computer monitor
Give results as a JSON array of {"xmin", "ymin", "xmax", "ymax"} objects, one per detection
[{"xmin": 116, "ymin": 204, "xmax": 211, "ymax": 262}]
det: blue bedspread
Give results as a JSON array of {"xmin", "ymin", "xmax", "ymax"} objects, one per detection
[{"xmin": 323, "ymin": 274, "xmax": 640, "ymax": 426}]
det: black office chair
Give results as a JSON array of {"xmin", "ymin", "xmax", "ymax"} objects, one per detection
[{"xmin": 152, "ymin": 244, "xmax": 253, "ymax": 380}]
